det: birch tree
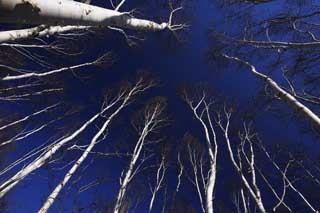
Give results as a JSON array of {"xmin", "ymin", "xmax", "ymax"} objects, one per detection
[
  {"xmin": 0, "ymin": 0, "xmax": 185, "ymax": 150},
  {"xmin": 178, "ymin": 83, "xmax": 319, "ymax": 211},
  {"xmin": 210, "ymin": 0, "xmax": 320, "ymax": 131},
  {"xmin": 221, "ymin": 54, "xmax": 320, "ymax": 129},
  {"xmin": 258, "ymin": 141, "xmax": 319, "ymax": 212},
  {"xmin": 113, "ymin": 97, "xmax": 167, "ymax": 213},
  {"xmin": 214, "ymin": 104, "xmax": 319, "ymax": 212},
  {"xmin": 182, "ymin": 133, "xmax": 208, "ymax": 213},
  {"xmin": 180, "ymin": 85, "xmax": 218, "ymax": 213},
  {"xmin": 0, "ymin": 0, "xmax": 185, "ymax": 210},
  {"xmin": 0, "ymin": 75, "xmax": 156, "ymax": 200},
  {"xmin": 217, "ymin": 113, "xmax": 267, "ymax": 213},
  {"xmin": 0, "ymin": 0, "xmax": 185, "ymax": 43},
  {"xmin": 148, "ymin": 145, "xmax": 169, "ymax": 213}
]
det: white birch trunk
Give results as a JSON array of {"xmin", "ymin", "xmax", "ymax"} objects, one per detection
[
  {"xmin": 0, "ymin": 109, "xmax": 104, "ymax": 199},
  {"xmin": 113, "ymin": 101, "xmax": 162, "ymax": 213},
  {"xmin": 189, "ymin": 100, "xmax": 217, "ymax": 213},
  {"xmin": 0, "ymin": 25, "xmax": 89, "ymax": 43},
  {"xmin": 2, "ymin": 59, "xmax": 94, "ymax": 81},
  {"xmin": 148, "ymin": 158, "xmax": 166, "ymax": 213},
  {"xmin": 0, "ymin": 103, "xmax": 58, "ymax": 131},
  {"xmin": 0, "ymin": 0, "xmax": 168, "ymax": 31},
  {"xmin": 222, "ymin": 54, "xmax": 320, "ymax": 129},
  {"xmin": 39, "ymin": 91, "xmax": 131, "ymax": 213},
  {"xmin": 0, "ymin": 75, "xmax": 154, "ymax": 200},
  {"xmin": 205, "ymin": 164, "xmax": 215, "ymax": 213},
  {"xmin": 113, "ymin": 127, "xmax": 149, "ymax": 213},
  {"xmin": 219, "ymin": 113, "xmax": 266, "ymax": 213}
]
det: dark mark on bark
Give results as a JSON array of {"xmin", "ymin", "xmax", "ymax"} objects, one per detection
[{"xmin": 20, "ymin": 0, "xmax": 41, "ymax": 13}]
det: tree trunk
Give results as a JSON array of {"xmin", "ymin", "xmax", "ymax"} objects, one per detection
[
  {"xmin": 223, "ymin": 54, "xmax": 320, "ymax": 129},
  {"xmin": 0, "ymin": 0, "xmax": 168, "ymax": 31},
  {"xmin": 0, "ymin": 25, "xmax": 89, "ymax": 43},
  {"xmin": 39, "ymin": 93, "xmax": 132, "ymax": 212},
  {"xmin": 0, "ymin": 110, "xmax": 104, "ymax": 199}
]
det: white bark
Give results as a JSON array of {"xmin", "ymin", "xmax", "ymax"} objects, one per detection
[
  {"xmin": 0, "ymin": 76, "xmax": 154, "ymax": 199},
  {"xmin": 183, "ymin": 91, "xmax": 217, "ymax": 213},
  {"xmin": 0, "ymin": 25, "xmax": 90, "ymax": 43},
  {"xmin": 260, "ymin": 144, "xmax": 318, "ymax": 212},
  {"xmin": 113, "ymin": 100, "xmax": 164, "ymax": 213},
  {"xmin": 113, "ymin": 124, "xmax": 151, "ymax": 213},
  {"xmin": 187, "ymin": 143, "xmax": 206, "ymax": 213},
  {"xmin": 222, "ymin": 54, "xmax": 320, "ymax": 129},
  {"xmin": 217, "ymin": 111, "xmax": 266, "ymax": 213},
  {"xmin": 175, "ymin": 152, "xmax": 183, "ymax": 192},
  {"xmin": 148, "ymin": 156, "xmax": 166, "ymax": 213},
  {"xmin": 0, "ymin": 114, "xmax": 63, "ymax": 147},
  {"xmin": 39, "ymin": 86, "xmax": 134, "ymax": 213},
  {"xmin": 0, "ymin": 103, "xmax": 58, "ymax": 131},
  {"xmin": 240, "ymin": 188, "xmax": 248, "ymax": 213},
  {"xmin": 2, "ymin": 58, "xmax": 96, "ymax": 81},
  {"xmin": 0, "ymin": 0, "xmax": 168, "ymax": 31},
  {"xmin": 0, "ymin": 106, "xmax": 106, "ymax": 198},
  {"xmin": 0, "ymin": 88, "xmax": 63, "ymax": 101}
]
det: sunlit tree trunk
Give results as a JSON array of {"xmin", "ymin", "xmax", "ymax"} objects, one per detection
[
  {"xmin": 259, "ymin": 143, "xmax": 318, "ymax": 212},
  {"xmin": 222, "ymin": 54, "xmax": 320, "ymax": 129},
  {"xmin": 113, "ymin": 98, "xmax": 166, "ymax": 213},
  {"xmin": 0, "ymin": 76, "xmax": 155, "ymax": 200},
  {"xmin": 0, "ymin": 110, "xmax": 101, "ymax": 199},
  {"xmin": 217, "ymin": 108, "xmax": 266, "ymax": 213},
  {"xmin": 1, "ymin": 52, "xmax": 112, "ymax": 81},
  {"xmin": 0, "ymin": 0, "xmax": 168, "ymax": 32},
  {"xmin": 0, "ymin": 25, "xmax": 89, "ymax": 43},
  {"xmin": 38, "ymin": 79, "xmax": 144, "ymax": 213},
  {"xmin": 181, "ymin": 86, "xmax": 218, "ymax": 213},
  {"xmin": 148, "ymin": 155, "xmax": 167, "ymax": 213}
]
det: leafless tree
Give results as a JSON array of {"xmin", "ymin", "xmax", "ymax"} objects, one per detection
[
  {"xmin": 0, "ymin": 75, "xmax": 156, "ymax": 203},
  {"xmin": 113, "ymin": 97, "xmax": 167, "ymax": 213},
  {"xmin": 148, "ymin": 148, "xmax": 168, "ymax": 213},
  {"xmin": 0, "ymin": 0, "xmax": 186, "ymax": 43},
  {"xmin": 210, "ymin": 0, "xmax": 320, "ymax": 132},
  {"xmin": 182, "ymin": 133, "xmax": 208, "ymax": 213},
  {"xmin": 180, "ymin": 85, "xmax": 219, "ymax": 213}
]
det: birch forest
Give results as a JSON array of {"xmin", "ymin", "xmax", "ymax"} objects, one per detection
[{"xmin": 0, "ymin": 0, "xmax": 319, "ymax": 212}]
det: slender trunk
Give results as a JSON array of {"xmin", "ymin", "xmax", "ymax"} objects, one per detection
[
  {"xmin": 2, "ymin": 60, "xmax": 94, "ymax": 81},
  {"xmin": 149, "ymin": 158, "xmax": 166, "ymax": 213},
  {"xmin": 192, "ymin": 110, "xmax": 216, "ymax": 213},
  {"xmin": 39, "ymin": 123, "xmax": 108, "ymax": 213},
  {"xmin": 0, "ymin": 103, "xmax": 58, "ymax": 131},
  {"xmin": 205, "ymin": 164, "xmax": 215, "ymax": 213},
  {"xmin": 223, "ymin": 54, "xmax": 320, "ymax": 129},
  {"xmin": 113, "ymin": 162, "xmax": 135, "ymax": 213},
  {"xmin": 113, "ymin": 130, "xmax": 148, "ymax": 213},
  {"xmin": 220, "ymin": 116, "xmax": 266, "ymax": 213},
  {"xmin": 240, "ymin": 188, "xmax": 248, "ymax": 213},
  {"xmin": 0, "ymin": 109, "xmax": 104, "ymax": 199},
  {"xmin": 0, "ymin": 25, "xmax": 89, "ymax": 43},
  {"xmin": 149, "ymin": 190, "xmax": 157, "ymax": 213},
  {"xmin": 39, "ymin": 93, "xmax": 132, "ymax": 213},
  {"xmin": 114, "ymin": 102, "xmax": 161, "ymax": 213},
  {"xmin": 184, "ymin": 96, "xmax": 217, "ymax": 213}
]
